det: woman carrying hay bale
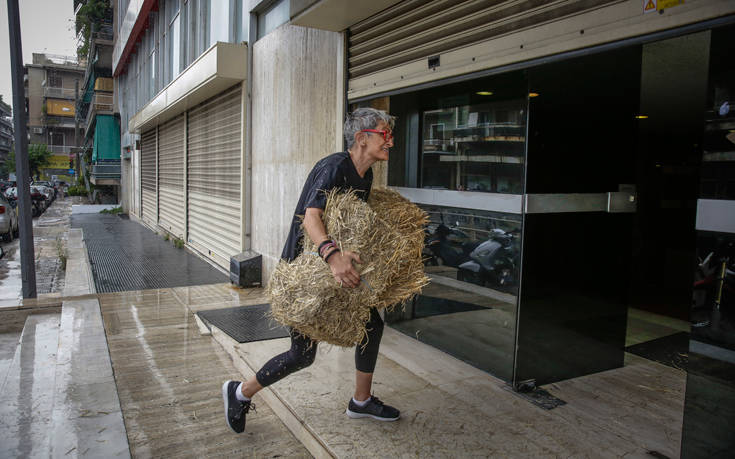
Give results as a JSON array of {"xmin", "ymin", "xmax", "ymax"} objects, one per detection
[{"xmin": 223, "ymin": 108, "xmax": 401, "ymax": 434}]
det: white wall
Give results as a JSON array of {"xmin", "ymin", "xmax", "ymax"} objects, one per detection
[{"xmin": 251, "ymin": 24, "xmax": 342, "ymax": 279}]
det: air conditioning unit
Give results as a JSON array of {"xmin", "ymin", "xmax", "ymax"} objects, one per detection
[{"xmin": 32, "ymin": 127, "xmax": 43, "ymax": 134}]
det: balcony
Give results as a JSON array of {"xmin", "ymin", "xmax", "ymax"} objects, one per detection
[
  {"xmin": 43, "ymin": 115, "xmax": 76, "ymax": 128},
  {"xmin": 83, "ymin": 92, "xmax": 114, "ymax": 139},
  {"xmin": 47, "ymin": 145, "xmax": 82, "ymax": 154},
  {"xmin": 90, "ymin": 161, "xmax": 121, "ymax": 185},
  {"xmin": 44, "ymin": 86, "xmax": 77, "ymax": 99}
]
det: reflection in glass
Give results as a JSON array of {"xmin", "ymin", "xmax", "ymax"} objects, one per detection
[
  {"xmin": 385, "ymin": 205, "xmax": 521, "ymax": 381},
  {"xmin": 421, "ymin": 99, "xmax": 525, "ymax": 193}
]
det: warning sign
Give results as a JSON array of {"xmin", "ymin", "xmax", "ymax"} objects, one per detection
[{"xmin": 644, "ymin": 0, "xmax": 657, "ymax": 13}]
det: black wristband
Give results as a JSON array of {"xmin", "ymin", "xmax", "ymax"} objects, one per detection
[{"xmin": 323, "ymin": 248, "xmax": 340, "ymax": 263}]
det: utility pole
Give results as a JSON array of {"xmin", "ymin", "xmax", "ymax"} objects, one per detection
[{"xmin": 7, "ymin": 0, "xmax": 36, "ymax": 298}]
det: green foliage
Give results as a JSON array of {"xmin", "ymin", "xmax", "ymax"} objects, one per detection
[
  {"xmin": 173, "ymin": 238, "xmax": 185, "ymax": 249},
  {"xmin": 99, "ymin": 206, "xmax": 123, "ymax": 215},
  {"xmin": 163, "ymin": 232, "xmax": 170, "ymax": 241},
  {"xmin": 67, "ymin": 185, "xmax": 87, "ymax": 196},
  {"xmin": 75, "ymin": 0, "xmax": 113, "ymax": 59},
  {"xmin": 56, "ymin": 236, "xmax": 67, "ymax": 271},
  {"xmin": 4, "ymin": 144, "xmax": 53, "ymax": 178}
]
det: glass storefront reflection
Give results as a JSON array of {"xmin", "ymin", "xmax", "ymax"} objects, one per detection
[
  {"xmin": 385, "ymin": 205, "xmax": 521, "ymax": 381},
  {"xmin": 421, "ymin": 99, "xmax": 526, "ymax": 193}
]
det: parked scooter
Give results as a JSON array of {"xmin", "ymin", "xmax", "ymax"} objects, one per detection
[
  {"xmin": 456, "ymin": 229, "xmax": 520, "ymax": 289},
  {"xmin": 423, "ymin": 223, "xmax": 478, "ymax": 268}
]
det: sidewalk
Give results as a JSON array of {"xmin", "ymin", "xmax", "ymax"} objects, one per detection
[{"xmin": 0, "ymin": 199, "xmax": 686, "ymax": 457}]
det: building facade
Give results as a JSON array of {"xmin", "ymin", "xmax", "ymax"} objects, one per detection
[
  {"xmin": 0, "ymin": 99, "xmax": 13, "ymax": 170},
  {"xmin": 115, "ymin": 1, "xmax": 735, "ymax": 455},
  {"xmin": 23, "ymin": 53, "xmax": 85, "ymax": 180},
  {"xmin": 76, "ymin": 8, "xmax": 120, "ymax": 203}
]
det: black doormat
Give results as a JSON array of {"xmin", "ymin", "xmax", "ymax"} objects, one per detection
[
  {"xmin": 197, "ymin": 304, "xmax": 289, "ymax": 343},
  {"xmin": 625, "ymin": 332, "xmax": 689, "ymax": 370},
  {"xmin": 413, "ymin": 295, "xmax": 488, "ymax": 318}
]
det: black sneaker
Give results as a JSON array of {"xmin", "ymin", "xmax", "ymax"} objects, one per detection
[
  {"xmin": 222, "ymin": 380, "xmax": 255, "ymax": 433},
  {"xmin": 346, "ymin": 396, "xmax": 400, "ymax": 421}
]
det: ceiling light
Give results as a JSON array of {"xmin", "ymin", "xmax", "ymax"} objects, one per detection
[
  {"xmin": 476, "ymin": 91, "xmax": 493, "ymax": 96},
  {"xmin": 528, "ymin": 92, "xmax": 540, "ymax": 98},
  {"xmin": 635, "ymin": 115, "xmax": 649, "ymax": 119}
]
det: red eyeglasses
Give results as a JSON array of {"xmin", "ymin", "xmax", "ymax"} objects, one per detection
[{"xmin": 361, "ymin": 129, "xmax": 393, "ymax": 142}]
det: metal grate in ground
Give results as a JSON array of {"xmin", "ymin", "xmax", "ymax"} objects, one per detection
[
  {"xmin": 197, "ymin": 304, "xmax": 289, "ymax": 343},
  {"xmin": 72, "ymin": 214, "xmax": 227, "ymax": 293}
]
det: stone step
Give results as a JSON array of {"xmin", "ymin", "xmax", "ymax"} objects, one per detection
[
  {"xmin": 50, "ymin": 299, "xmax": 130, "ymax": 458},
  {"xmin": 0, "ymin": 313, "xmax": 60, "ymax": 458},
  {"xmin": 0, "ymin": 330, "xmax": 22, "ymax": 391}
]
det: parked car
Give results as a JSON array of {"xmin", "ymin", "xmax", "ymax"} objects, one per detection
[
  {"xmin": 30, "ymin": 186, "xmax": 46, "ymax": 215},
  {"xmin": 33, "ymin": 181, "xmax": 57, "ymax": 199},
  {"xmin": 0, "ymin": 193, "xmax": 19, "ymax": 242},
  {"xmin": 39, "ymin": 186, "xmax": 54, "ymax": 204}
]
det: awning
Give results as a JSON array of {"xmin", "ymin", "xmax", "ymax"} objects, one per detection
[{"xmin": 92, "ymin": 115, "xmax": 120, "ymax": 162}]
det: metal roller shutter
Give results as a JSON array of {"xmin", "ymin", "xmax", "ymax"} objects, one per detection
[
  {"xmin": 348, "ymin": 0, "xmax": 619, "ymax": 79},
  {"xmin": 140, "ymin": 128, "xmax": 157, "ymax": 228},
  {"xmin": 157, "ymin": 114, "xmax": 186, "ymax": 238},
  {"xmin": 187, "ymin": 84, "xmax": 242, "ymax": 269}
]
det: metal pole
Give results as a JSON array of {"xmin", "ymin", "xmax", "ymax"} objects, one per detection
[{"xmin": 7, "ymin": 0, "xmax": 36, "ymax": 298}]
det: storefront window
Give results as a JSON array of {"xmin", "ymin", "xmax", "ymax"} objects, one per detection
[
  {"xmin": 421, "ymin": 99, "xmax": 525, "ymax": 193},
  {"xmin": 385, "ymin": 204, "xmax": 521, "ymax": 381}
]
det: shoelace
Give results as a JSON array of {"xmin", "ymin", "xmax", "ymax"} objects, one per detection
[
  {"xmin": 370, "ymin": 396, "xmax": 384, "ymax": 407},
  {"xmin": 234, "ymin": 401, "xmax": 256, "ymax": 421}
]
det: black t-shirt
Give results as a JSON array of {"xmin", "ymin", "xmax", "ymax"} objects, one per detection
[{"xmin": 281, "ymin": 152, "xmax": 373, "ymax": 261}]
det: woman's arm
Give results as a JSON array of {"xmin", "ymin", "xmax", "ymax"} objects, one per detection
[{"xmin": 304, "ymin": 207, "xmax": 362, "ymax": 288}]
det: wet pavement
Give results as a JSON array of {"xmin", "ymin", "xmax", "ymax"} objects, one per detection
[
  {"xmin": 72, "ymin": 214, "xmax": 227, "ymax": 293},
  {"xmin": 0, "ymin": 196, "xmax": 84, "ymax": 308},
  {"xmin": 98, "ymin": 285, "xmax": 309, "ymax": 457}
]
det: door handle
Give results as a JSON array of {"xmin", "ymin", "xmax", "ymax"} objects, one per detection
[{"xmin": 525, "ymin": 188, "xmax": 636, "ymax": 214}]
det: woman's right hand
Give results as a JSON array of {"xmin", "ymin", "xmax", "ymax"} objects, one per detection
[{"xmin": 327, "ymin": 250, "xmax": 363, "ymax": 288}]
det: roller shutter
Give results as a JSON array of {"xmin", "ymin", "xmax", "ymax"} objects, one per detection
[
  {"xmin": 157, "ymin": 114, "xmax": 186, "ymax": 238},
  {"xmin": 348, "ymin": 0, "xmax": 619, "ymax": 80},
  {"xmin": 140, "ymin": 128, "xmax": 157, "ymax": 228},
  {"xmin": 187, "ymin": 84, "xmax": 242, "ymax": 269}
]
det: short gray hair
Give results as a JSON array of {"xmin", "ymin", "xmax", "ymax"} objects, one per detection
[{"xmin": 344, "ymin": 108, "xmax": 395, "ymax": 149}]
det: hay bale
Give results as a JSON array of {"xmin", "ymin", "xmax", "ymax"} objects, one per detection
[{"xmin": 266, "ymin": 187, "xmax": 429, "ymax": 346}]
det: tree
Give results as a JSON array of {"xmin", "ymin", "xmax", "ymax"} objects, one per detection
[
  {"xmin": 4, "ymin": 144, "xmax": 53, "ymax": 178},
  {"xmin": 75, "ymin": 0, "xmax": 113, "ymax": 59}
]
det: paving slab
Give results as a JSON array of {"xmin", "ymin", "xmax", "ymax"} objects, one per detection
[
  {"xmin": 98, "ymin": 287, "xmax": 310, "ymax": 458},
  {"xmin": 0, "ymin": 313, "xmax": 60, "ymax": 458}
]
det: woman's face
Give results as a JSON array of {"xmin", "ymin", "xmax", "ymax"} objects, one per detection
[{"xmin": 364, "ymin": 121, "xmax": 394, "ymax": 162}]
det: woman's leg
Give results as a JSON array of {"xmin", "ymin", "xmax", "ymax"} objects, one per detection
[
  {"xmin": 354, "ymin": 308, "xmax": 384, "ymax": 400},
  {"xmin": 243, "ymin": 330, "xmax": 317, "ymax": 398}
]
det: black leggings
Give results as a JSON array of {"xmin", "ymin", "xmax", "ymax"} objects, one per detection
[{"xmin": 255, "ymin": 308, "xmax": 384, "ymax": 387}]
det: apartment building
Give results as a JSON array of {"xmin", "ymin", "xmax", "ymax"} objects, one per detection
[
  {"xmin": 114, "ymin": 1, "xmax": 735, "ymax": 455},
  {"xmin": 24, "ymin": 53, "xmax": 85, "ymax": 180},
  {"xmin": 0, "ymin": 99, "xmax": 12, "ymax": 169}
]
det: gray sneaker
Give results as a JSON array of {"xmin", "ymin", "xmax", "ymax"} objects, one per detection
[{"xmin": 346, "ymin": 396, "xmax": 400, "ymax": 421}]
